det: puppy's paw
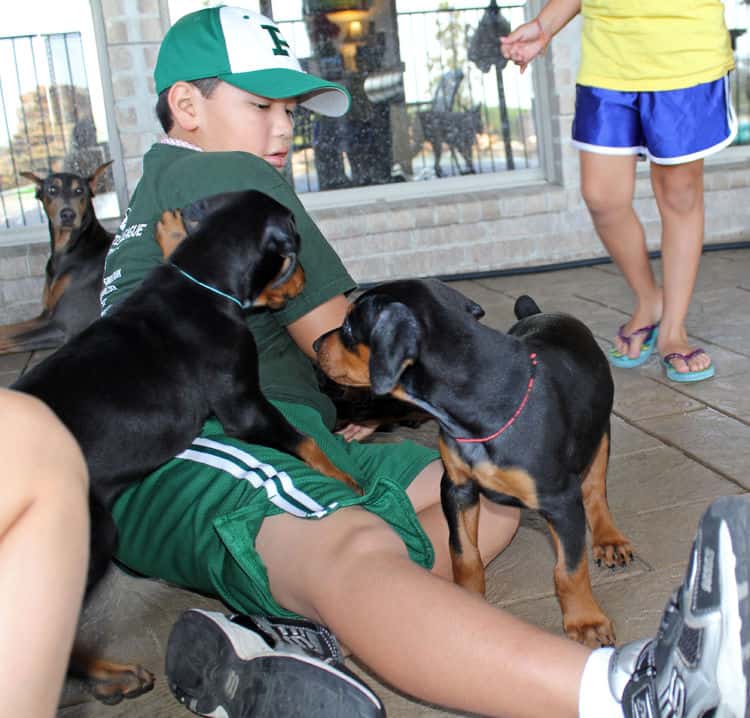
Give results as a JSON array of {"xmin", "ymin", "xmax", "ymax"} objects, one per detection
[
  {"xmin": 593, "ymin": 533, "xmax": 634, "ymax": 569},
  {"xmin": 564, "ymin": 614, "xmax": 616, "ymax": 648},
  {"xmin": 87, "ymin": 661, "xmax": 155, "ymax": 704},
  {"xmin": 155, "ymin": 208, "xmax": 187, "ymax": 259}
]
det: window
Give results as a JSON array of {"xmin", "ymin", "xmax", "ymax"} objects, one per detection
[
  {"xmin": 286, "ymin": 0, "xmax": 539, "ymax": 193},
  {"xmin": 726, "ymin": 0, "xmax": 750, "ymax": 145},
  {"xmin": 165, "ymin": 1, "xmax": 748, "ymax": 194},
  {"xmin": 0, "ymin": 1, "xmax": 119, "ymax": 231},
  {"xmin": 168, "ymin": 0, "xmax": 540, "ymax": 194}
]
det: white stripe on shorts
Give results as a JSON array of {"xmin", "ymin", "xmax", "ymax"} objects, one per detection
[
  {"xmin": 175, "ymin": 439, "xmax": 332, "ymax": 517},
  {"xmin": 176, "ymin": 449, "xmax": 327, "ymax": 518},
  {"xmin": 192, "ymin": 437, "xmax": 328, "ymax": 514},
  {"xmin": 176, "ymin": 448, "xmax": 312, "ymax": 516}
]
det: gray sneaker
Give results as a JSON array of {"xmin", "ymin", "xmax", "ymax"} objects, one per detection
[
  {"xmin": 609, "ymin": 495, "xmax": 750, "ymax": 717},
  {"xmin": 166, "ymin": 610, "xmax": 385, "ymax": 717}
]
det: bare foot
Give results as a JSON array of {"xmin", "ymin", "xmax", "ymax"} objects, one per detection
[
  {"xmin": 659, "ymin": 341, "xmax": 713, "ymax": 375},
  {"xmin": 615, "ymin": 290, "xmax": 662, "ymax": 359}
]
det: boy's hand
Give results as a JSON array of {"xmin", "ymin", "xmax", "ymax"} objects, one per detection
[
  {"xmin": 500, "ymin": 18, "xmax": 549, "ymax": 73},
  {"xmin": 336, "ymin": 422, "xmax": 376, "ymax": 442}
]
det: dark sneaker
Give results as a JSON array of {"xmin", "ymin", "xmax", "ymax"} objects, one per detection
[
  {"xmin": 166, "ymin": 610, "xmax": 385, "ymax": 717},
  {"xmin": 610, "ymin": 495, "xmax": 750, "ymax": 717}
]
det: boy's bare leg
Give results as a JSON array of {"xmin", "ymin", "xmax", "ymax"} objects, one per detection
[
  {"xmin": 257, "ymin": 461, "xmax": 587, "ymax": 718},
  {"xmin": 403, "ymin": 459, "xmax": 522, "ymax": 577},
  {"xmin": 580, "ymin": 151, "xmax": 663, "ymax": 359},
  {"xmin": 0, "ymin": 389, "xmax": 89, "ymax": 718},
  {"xmin": 649, "ymin": 159, "xmax": 712, "ymax": 374}
]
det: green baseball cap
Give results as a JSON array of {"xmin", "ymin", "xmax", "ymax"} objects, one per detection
[{"xmin": 155, "ymin": 5, "xmax": 350, "ymax": 117}]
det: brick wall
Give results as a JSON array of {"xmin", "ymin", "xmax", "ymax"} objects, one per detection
[{"xmin": 1, "ymin": 5, "xmax": 748, "ymax": 321}]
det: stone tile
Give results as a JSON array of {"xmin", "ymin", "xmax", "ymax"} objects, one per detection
[
  {"xmin": 609, "ymin": 414, "xmax": 662, "ymax": 456},
  {"xmin": 664, "ymin": 372, "xmax": 750, "ymax": 421},
  {"xmin": 638, "ymin": 408, "xmax": 750, "ymax": 488},
  {"xmin": 692, "ymin": 249, "xmax": 750, "ymax": 287},
  {"xmin": 0, "ymin": 371, "xmax": 19, "ymax": 387},
  {"xmin": 606, "ymin": 445, "xmax": 742, "ymax": 516},
  {"xmin": 507, "ymin": 564, "xmax": 696, "ymax": 647},
  {"xmin": 0, "ymin": 351, "xmax": 30, "ymax": 373},
  {"xmin": 483, "ymin": 494, "xmax": 731, "ymax": 609},
  {"xmin": 612, "ymin": 371, "xmax": 704, "ymax": 421}
]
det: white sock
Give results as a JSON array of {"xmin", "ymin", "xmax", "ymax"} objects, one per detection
[{"xmin": 578, "ymin": 647, "xmax": 623, "ymax": 718}]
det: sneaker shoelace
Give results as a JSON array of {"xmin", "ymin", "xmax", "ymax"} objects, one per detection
[{"xmin": 230, "ymin": 615, "xmax": 342, "ymax": 663}]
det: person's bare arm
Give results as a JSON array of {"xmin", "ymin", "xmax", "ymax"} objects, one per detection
[
  {"xmin": 287, "ymin": 294, "xmax": 350, "ymax": 360},
  {"xmin": 501, "ymin": 0, "xmax": 581, "ymax": 71},
  {"xmin": 287, "ymin": 295, "xmax": 377, "ymax": 441}
]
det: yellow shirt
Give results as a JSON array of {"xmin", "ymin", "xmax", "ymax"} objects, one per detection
[{"xmin": 577, "ymin": 0, "xmax": 735, "ymax": 91}]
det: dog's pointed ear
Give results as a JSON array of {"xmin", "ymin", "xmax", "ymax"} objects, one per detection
[
  {"xmin": 369, "ymin": 302, "xmax": 420, "ymax": 395},
  {"xmin": 20, "ymin": 171, "xmax": 45, "ymax": 199},
  {"xmin": 87, "ymin": 160, "xmax": 114, "ymax": 196}
]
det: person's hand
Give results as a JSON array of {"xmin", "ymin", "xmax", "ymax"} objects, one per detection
[
  {"xmin": 336, "ymin": 422, "xmax": 377, "ymax": 442},
  {"xmin": 500, "ymin": 17, "xmax": 549, "ymax": 73}
]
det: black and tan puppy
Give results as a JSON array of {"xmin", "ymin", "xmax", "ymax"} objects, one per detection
[
  {"xmin": 13, "ymin": 189, "xmax": 358, "ymax": 703},
  {"xmin": 314, "ymin": 278, "xmax": 633, "ymax": 647},
  {"xmin": 0, "ymin": 163, "xmax": 114, "ymax": 354}
]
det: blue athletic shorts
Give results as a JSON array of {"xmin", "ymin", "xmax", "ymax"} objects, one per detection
[{"xmin": 572, "ymin": 76, "xmax": 737, "ymax": 165}]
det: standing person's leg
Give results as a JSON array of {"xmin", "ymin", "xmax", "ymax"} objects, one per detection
[
  {"xmin": 579, "ymin": 151, "xmax": 662, "ymax": 360},
  {"xmin": 649, "ymin": 159, "xmax": 713, "ymax": 376},
  {"xmin": 0, "ymin": 389, "xmax": 89, "ymax": 718}
]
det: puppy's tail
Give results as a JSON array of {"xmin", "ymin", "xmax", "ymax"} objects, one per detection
[{"xmin": 514, "ymin": 295, "xmax": 541, "ymax": 319}]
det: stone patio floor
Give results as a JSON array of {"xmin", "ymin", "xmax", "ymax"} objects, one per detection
[{"xmin": 2, "ymin": 247, "xmax": 748, "ymax": 717}]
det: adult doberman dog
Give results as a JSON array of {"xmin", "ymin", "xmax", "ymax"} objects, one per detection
[
  {"xmin": 13, "ymin": 189, "xmax": 359, "ymax": 703},
  {"xmin": 0, "ymin": 163, "xmax": 114, "ymax": 354},
  {"xmin": 314, "ymin": 278, "xmax": 633, "ymax": 647}
]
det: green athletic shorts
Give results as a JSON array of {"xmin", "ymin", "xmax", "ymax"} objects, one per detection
[{"xmin": 112, "ymin": 401, "xmax": 439, "ymax": 618}]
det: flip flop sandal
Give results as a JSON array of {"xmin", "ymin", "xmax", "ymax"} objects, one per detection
[
  {"xmin": 609, "ymin": 323, "xmax": 659, "ymax": 369},
  {"xmin": 662, "ymin": 348, "xmax": 716, "ymax": 383}
]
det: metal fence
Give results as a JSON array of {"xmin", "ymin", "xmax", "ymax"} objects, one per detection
[{"xmin": 398, "ymin": 3, "xmax": 535, "ymax": 178}]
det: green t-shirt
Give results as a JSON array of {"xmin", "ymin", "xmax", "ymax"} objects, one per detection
[{"xmin": 101, "ymin": 143, "xmax": 356, "ymax": 427}]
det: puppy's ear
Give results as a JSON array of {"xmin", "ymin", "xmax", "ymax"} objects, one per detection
[
  {"xmin": 514, "ymin": 294, "xmax": 541, "ymax": 319},
  {"xmin": 261, "ymin": 213, "xmax": 299, "ymax": 258},
  {"xmin": 369, "ymin": 302, "xmax": 420, "ymax": 395},
  {"xmin": 181, "ymin": 191, "xmax": 242, "ymax": 228}
]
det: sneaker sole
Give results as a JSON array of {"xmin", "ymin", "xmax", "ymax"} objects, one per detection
[
  {"xmin": 166, "ymin": 611, "xmax": 384, "ymax": 718},
  {"xmin": 700, "ymin": 496, "xmax": 750, "ymax": 718}
]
